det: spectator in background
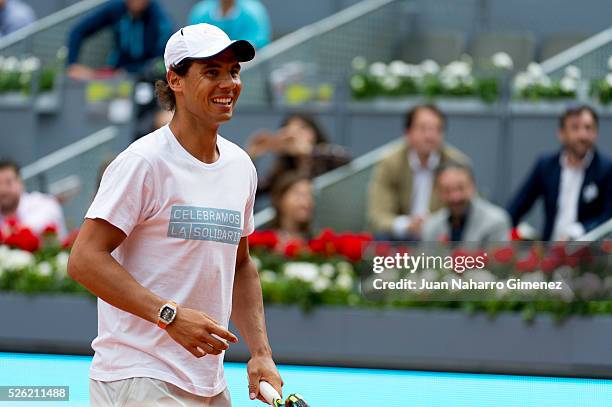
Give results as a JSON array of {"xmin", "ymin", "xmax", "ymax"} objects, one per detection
[
  {"xmin": 508, "ymin": 105, "xmax": 612, "ymax": 241},
  {"xmin": 189, "ymin": 0, "xmax": 271, "ymax": 49},
  {"xmin": 422, "ymin": 163, "xmax": 511, "ymax": 245},
  {"xmin": 368, "ymin": 104, "xmax": 469, "ymax": 240},
  {"xmin": 134, "ymin": 108, "xmax": 173, "ymax": 141},
  {"xmin": 67, "ymin": 0, "xmax": 173, "ymax": 80},
  {"xmin": 0, "ymin": 160, "xmax": 67, "ymax": 239},
  {"xmin": 248, "ymin": 113, "xmax": 350, "ymax": 195},
  {"xmin": 271, "ymin": 172, "xmax": 314, "ymax": 244},
  {"xmin": 0, "ymin": 0, "xmax": 35, "ymax": 37}
]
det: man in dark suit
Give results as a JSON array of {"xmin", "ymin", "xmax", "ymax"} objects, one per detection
[{"xmin": 508, "ymin": 105, "xmax": 612, "ymax": 241}]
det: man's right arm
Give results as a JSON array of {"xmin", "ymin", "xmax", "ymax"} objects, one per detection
[
  {"xmin": 68, "ymin": 218, "xmax": 165, "ymax": 324},
  {"xmin": 67, "ymin": 3, "xmax": 117, "ymax": 66},
  {"xmin": 68, "ymin": 218, "xmax": 237, "ymax": 358}
]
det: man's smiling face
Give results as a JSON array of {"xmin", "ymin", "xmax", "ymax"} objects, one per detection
[{"xmin": 174, "ymin": 49, "xmax": 242, "ymax": 125}]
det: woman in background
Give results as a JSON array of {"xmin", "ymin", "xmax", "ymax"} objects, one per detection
[
  {"xmin": 270, "ymin": 172, "xmax": 314, "ymax": 245},
  {"xmin": 248, "ymin": 113, "xmax": 350, "ymax": 196}
]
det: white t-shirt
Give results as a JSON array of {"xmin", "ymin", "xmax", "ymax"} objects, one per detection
[{"xmin": 85, "ymin": 125, "xmax": 257, "ymax": 396}]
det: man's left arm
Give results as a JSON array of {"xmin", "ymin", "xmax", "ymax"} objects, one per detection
[{"xmin": 231, "ymin": 237, "xmax": 283, "ymax": 402}]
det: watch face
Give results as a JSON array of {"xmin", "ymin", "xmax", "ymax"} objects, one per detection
[{"xmin": 160, "ymin": 306, "xmax": 175, "ymax": 322}]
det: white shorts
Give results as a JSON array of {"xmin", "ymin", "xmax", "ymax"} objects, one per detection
[{"xmin": 89, "ymin": 377, "xmax": 232, "ymax": 407}]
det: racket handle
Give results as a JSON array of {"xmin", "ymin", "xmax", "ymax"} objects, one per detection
[{"xmin": 259, "ymin": 381, "xmax": 281, "ymax": 405}]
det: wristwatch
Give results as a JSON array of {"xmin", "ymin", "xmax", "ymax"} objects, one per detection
[{"xmin": 157, "ymin": 301, "xmax": 178, "ymax": 329}]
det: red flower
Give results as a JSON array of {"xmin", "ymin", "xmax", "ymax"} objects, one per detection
[
  {"xmin": 42, "ymin": 223, "xmax": 58, "ymax": 235},
  {"xmin": 5, "ymin": 216, "xmax": 19, "ymax": 229},
  {"xmin": 248, "ymin": 230, "xmax": 279, "ymax": 250},
  {"xmin": 602, "ymin": 239, "xmax": 612, "ymax": 254},
  {"xmin": 308, "ymin": 228, "xmax": 337, "ymax": 256},
  {"xmin": 510, "ymin": 227, "xmax": 522, "ymax": 241},
  {"xmin": 334, "ymin": 232, "xmax": 372, "ymax": 262},
  {"xmin": 374, "ymin": 242, "xmax": 392, "ymax": 257},
  {"xmin": 493, "ymin": 246, "xmax": 515, "ymax": 264},
  {"xmin": 283, "ymin": 239, "xmax": 303, "ymax": 258},
  {"xmin": 540, "ymin": 254, "xmax": 562, "ymax": 273},
  {"xmin": 61, "ymin": 229, "xmax": 80, "ymax": 249},
  {"xmin": 516, "ymin": 248, "xmax": 539, "ymax": 272},
  {"xmin": 4, "ymin": 227, "xmax": 41, "ymax": 252}
]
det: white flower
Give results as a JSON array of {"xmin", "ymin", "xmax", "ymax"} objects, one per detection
[
  {"xmin": 368, "ymin": 62, "xmax": 387, "ymax": 77},
  {"xmin": 574, "ymin": 273, "xmax": 602, "ymax": 299},
  {"xmin": 2, "ymin": 56, "xmax": 20, "ymax": 71},
  {"xmin": 514, "ymin": 72, "xmax": 532, "ymax": 91},
  {"xmin": 527, "ymin": 62, "xmax": 544, "ymax": 78},
  {"xmin": 459, "ymin": 53, "xmax": 473, "ymax": 65},
  {"xmin": 605, "ymin": 73, "xmax": 612, "ymax": 87},
  {"xmin": 350, "ymin": 75, "xmax": 366, "ymax": 91},
  {"xmin": 464, "ymin": 269, "xmax": 496, "ymax": 283},
  {"xmin": 37, "ymin": 261, "xmax": 53, "ymax": 277},
  {"xmin": 444, "ymin": 61, "xmax": 471, "ymax": 78},
  {"xmin": 521, "ymin": 271, "xmax": 545, "ymax": 284},
  {"xmin": 608, "ymin": 55, "xmax": 612, "ymax": 71},
  {"xmin": 336, "ymin": 273, "xmax": 353, "ymax": 290},
  {"xmin": 535, "ymin": 75, "xmax": 552, "ymax": 87},
  {"xmin": 312, "ymin": 276, "xmax": 331, "ymax": 293},
  {"xmin": 388, "ymin": 60, "xmax": 407, "ymax": 76},
  {"xmin": 603, "ymin": 276, "xmax": 612, "ymax": 294},
  {"xmin": 259, "ymin": 270, "xmax": 277, "ymax": 283},
  {"xmin": 252, "ymin": 256, "xmax": 262, "ymax": 270},
  {"xmin": 492, "ymin": 52, "xmax": 513, "ymax": 70},
  {"xmin": 440, "ymin": 73, "xmax": 460, "ymax": 89},
  {"xmin": 421, "ymin": 269, "xmax": 439, "ymax": 282},
  {"xmin": 336, "ymin": 261, "xmax": 353, "ymax": 275},
  {"xmin": 560, "ymin": 76, "xmax": 577, "ymax": 93},
  {"xmin": 420, "ymin": 59, "xmax": 440, "ymax": 75},
  {"xmin": 21, "ymin": 57, "xmax": 41, "ymax": 72},
  {"xmin": 380, "ymin": 75, "xmax": 400, "ymax": 91},
  {"xmin": 55, "ymin": 252, "xmax": 70, "ymax": 278},
  {"xmin": 320, "ymin": 263, "xmax": 335, "ymax": 278},
  {"xmin": 0, "ymin": 248, "xmax": 35, "ymax": 270},
  {"xmin": 283, "ymin": 262, "xmax": 319, "ymax": 283},
  {"xmin": 564, "ymin": 65, "xmax": 581, "ymax": 80},
  {"xmin": 351, "ymin": 56, "xmax": 367, "ymax": 71}
]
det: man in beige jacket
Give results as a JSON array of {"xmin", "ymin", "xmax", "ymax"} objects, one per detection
[{"xmin": 368, "ymin": 104, "xmax": 469, "ymax": 240}]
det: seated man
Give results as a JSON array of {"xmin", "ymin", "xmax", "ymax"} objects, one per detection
[
  {"xmin": 508, "ymin": 105, "xmax": 612, "ymax": 241},
  {"xmin": 189, "ymin": 0, "xmax": 271, "ymax": 49},
  {"xmin": 422, "ymin": 163, "xmax": 511, "ymax": 244},
  {"xmin": 67, "ymin": 0, "xmax": 173, "ymax": 79},
  {"xmin": 0, "ymin": 160, "xmax": 67, "ymax": 239},
  {"xmin": 368, "ymin": 104, "xmax": 469, "ymax": 240},
  {"xmin": 0, "ymin": 0, "xmax": 35, "ymax": 37}
]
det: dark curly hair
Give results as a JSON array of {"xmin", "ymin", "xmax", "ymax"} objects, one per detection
[{"xmin": 155, "ymin": 59, "xmax": 195, "ymax": 111}]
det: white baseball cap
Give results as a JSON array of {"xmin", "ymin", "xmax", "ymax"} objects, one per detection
[{"xmin": 163, "ymin": 23, "xmax": 255, "ymax": 71}]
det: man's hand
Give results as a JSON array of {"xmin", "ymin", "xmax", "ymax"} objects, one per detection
[
  {"xmin": 407, "ymin": 215, "xmax": 425, "ymax": 236},
  {"xmin": 165, "ymin": 306, "xmax": 238, "ymax": 358},
  {"xmin": 247, "ymin": 355, "xmax": 283, "ymax": 403},
  {"xmin": 67, "ymin": 64, "xmax": 96, "ymax": 81}
]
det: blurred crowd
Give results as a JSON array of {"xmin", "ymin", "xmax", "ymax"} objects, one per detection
[
  {"xmin": 258, "ymin": 104, "xmax": 612, "ymax": 250},
  {"xmin": 65, "ymin": 0, "xmax": 270, "ymax": 80},
  {"xmin": 2, "ymin": 1, "xmax": 611, "ymax": 249}
]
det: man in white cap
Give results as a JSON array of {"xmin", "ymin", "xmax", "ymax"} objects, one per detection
[{"xmin": 68, "ymin": 23, "xmax": 282, "ymax": 406}]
